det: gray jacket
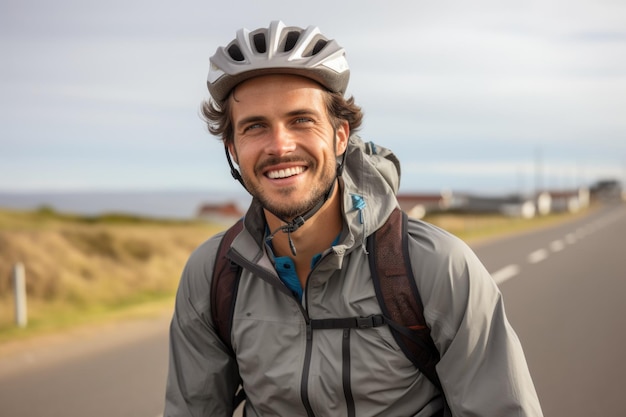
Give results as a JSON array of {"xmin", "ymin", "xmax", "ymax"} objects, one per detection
[{"xmin": 165, "ymin": 136, "xmax": 543, "ymax": 416}]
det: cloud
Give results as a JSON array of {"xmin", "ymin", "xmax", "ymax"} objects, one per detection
[{"xmin": 1, "ymin": 0, "xmax": 625, "ymax": 194}]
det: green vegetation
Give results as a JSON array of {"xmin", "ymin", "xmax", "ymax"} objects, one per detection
[{"xmin": 0, "ymin": 205, "xmax": 592, "ymax": 343}]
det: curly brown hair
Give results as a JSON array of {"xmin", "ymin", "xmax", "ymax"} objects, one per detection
[{"xmin": 201, "ymin": 88, "xmax": 363, "ymax": 145}]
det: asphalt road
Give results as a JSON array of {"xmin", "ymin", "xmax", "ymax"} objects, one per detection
[
  {"xmin": 0, "ymin": 202, "xmax": 624, "ymax": 417},
  {"xmin": 0, "ymin": 314, "xmax": 171, "ymax": 417},
  {"xmin": 474, "ymin": 201, "xmax": 626, "ymax": 416}
]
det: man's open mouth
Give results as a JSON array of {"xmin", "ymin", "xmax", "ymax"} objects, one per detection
[{"xmin": 266, "ymin": 166, "xmax": 306, "ymax": 179}]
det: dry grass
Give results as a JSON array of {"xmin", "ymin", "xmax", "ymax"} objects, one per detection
[
  {"xmin": 424, "ymin": 210, "xmax": 590, "ymax": 243},
  {"xmin": 0, "ymin": 208, "xmax": 224, "ymax": 338}
]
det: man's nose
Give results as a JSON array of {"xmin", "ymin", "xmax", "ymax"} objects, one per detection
[{"xmin": 266, "ymin": 125, "xmax": 296, "ymax": 156}]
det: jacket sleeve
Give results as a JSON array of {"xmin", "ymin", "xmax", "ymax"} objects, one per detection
[
  {"xmin": 164, "ymin": 236, "xmax": 241, "ymax": 417},
  {"xmin": 408, "ymin": 220, "xmax": 543, "ymax": 417}
]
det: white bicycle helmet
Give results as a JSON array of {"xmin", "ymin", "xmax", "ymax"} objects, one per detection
[{"xmin": 207, "ymin": 21, "xmax": 350, "ymax": 103}]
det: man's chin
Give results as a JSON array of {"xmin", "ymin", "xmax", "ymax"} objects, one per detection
[
  {"xmin": 265, "ymin": 205, "xmax": 311, "ymax": 221},
  {"xmin": 260, "ymin": 196, "xmax": 318, "ymax": 221}
]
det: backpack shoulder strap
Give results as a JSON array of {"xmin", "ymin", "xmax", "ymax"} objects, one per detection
[
  {"xmin": 210, "ymin": 219, "xmax": 247, "ymax": 414},
  {"xmin": 367, "ymin": 208, "xmax": 442, "ymax": 389},
  {"xmin": 210, "ymin": 218, "xmax": 244, "ymax": 353}
]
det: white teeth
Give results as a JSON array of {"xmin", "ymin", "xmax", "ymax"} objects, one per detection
[{"xmin": 267, "ymin": 166, "xmax": 304, "ymax": 179}]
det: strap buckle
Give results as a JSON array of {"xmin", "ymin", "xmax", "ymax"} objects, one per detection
[{"xmin": 356, "ymin": 314, "xmax": 386, "ymax": 329}]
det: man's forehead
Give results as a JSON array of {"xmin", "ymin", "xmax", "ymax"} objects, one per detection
[
  {"xmin": 230, "ymin": 74, "xmax": 325, "ymax": 100},
  {"xmin": 230, "ymin": 74, "xmax": 327, "ymax": 118}
]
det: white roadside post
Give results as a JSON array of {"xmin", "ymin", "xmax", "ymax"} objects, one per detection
[{"xmin": 13, "ymin": 262, "xmax": 27, "ymax": 328}]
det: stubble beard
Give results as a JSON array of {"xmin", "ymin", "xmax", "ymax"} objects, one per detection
[{"xmin": 242, "ymin": 158, "xmax": 337, "ymax": 221}]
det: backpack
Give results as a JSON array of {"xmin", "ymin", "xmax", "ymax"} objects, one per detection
[{"xmin": 211, "ymin": 208, "xmax": 448, "ymax": 415}]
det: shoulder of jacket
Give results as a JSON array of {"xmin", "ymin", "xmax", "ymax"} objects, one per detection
[
  {"xmin": 405, "ymin": 217, "xmax": 473, "ymax": 259},
  {"xmin": 180, "ymin": 229, "xmax": 230, "ymax": 285}
]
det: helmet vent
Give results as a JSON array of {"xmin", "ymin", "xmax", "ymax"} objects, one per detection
[
  {"xmin": 253, "ymin": 33, "xmax": 267, "ymax": 53},
  {"xmin": 227, "ymin": 44, "xmax": 245, "ymax": 62},
  {"xmin": 311, "ymin": 39, "xmax": 328, "ymax": 56},
  {"xmin": 284, "ymin": 31, "xmax": 300, "ymax": 52}
]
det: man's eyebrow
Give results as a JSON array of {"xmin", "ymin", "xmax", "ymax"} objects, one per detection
[{"xmin": 286, "ymin": 108, "xmax": 322, "ymax": 118}]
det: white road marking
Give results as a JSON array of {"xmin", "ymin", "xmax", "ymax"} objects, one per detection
[
  {"xmin": 549, "ymin": 240, "xmax": 565, "ymax": 252},
  {"xmin": 491, "ymin": 207, "xmax": 625, "ymax": 286},
  {"xmin": 528, "ymin": 249, "xmax": 549, "ymax": 264},
  {"xmin": 491, "ymin": 264, "xmax": 521, "ymax": 284}
]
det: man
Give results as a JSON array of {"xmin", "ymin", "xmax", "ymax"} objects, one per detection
[{"xmin": 165, "ymin": 21, "xmax": 543, "ymax": 416}]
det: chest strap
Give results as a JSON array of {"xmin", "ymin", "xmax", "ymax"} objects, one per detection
[{"xmin": 309, "ymin": 314, "xmax": 387, "ymax": 331}]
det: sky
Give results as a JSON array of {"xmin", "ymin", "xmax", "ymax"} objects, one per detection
[{"xmin": 2, "ymin": 0, "xmax": 626, "ymax": 198}]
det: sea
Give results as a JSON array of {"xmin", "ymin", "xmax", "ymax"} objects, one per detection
[{"xmin": 0, "ymin": 190, "xmax": 252, "ymax": 220}]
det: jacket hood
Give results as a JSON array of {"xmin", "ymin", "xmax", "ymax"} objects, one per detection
[
  {"xmin": 342, "ymin": 134, "xmax": 401, "ymax": 195},
  {"xmin": 338, "ymin": 135, "xmax": 401, "ymax": 250}
]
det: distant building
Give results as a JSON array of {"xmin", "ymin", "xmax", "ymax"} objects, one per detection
[
  {"xmin": 450, "ymin": 194, "xmax": 537, "ymax": 219},
  {"xmin": 540, "ymin": 188, "xmax": 590, "ymax": 214},
  {"xmin": 590, "ymin": 179, "xmax": 623, "ymax": 202},
  {"xmin": 197, "ymin": 201, "xmax": 243, "ymax": 225},
  {"xmin": 398, "ymin": 191, "xmax": 541, "ymax": 219},
  {"xmin": 535, "ymin": 192, "xmax": 552, "ymax": 216},
  {"xmin": 397, "ymin": 191, "xmax": 453, "ymax": 219}
]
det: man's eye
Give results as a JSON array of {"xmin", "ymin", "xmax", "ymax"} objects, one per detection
[
  {"xmin": 295, "ymin": 117, "xmax": 313, "ymax": 124},
  {"xmin": 243, "ymin": 123, "xmax": 263, "ymax": 132}
]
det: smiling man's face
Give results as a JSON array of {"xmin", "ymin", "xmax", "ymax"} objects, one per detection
[{"xmin": 228, "ymin": 74, "xmax": 348, "ymax": 220}]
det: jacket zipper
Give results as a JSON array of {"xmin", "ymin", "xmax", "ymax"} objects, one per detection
[
  {"xmin": 301, "ymin": 322, "xmax": 315, "ymax": 417},
  {"xmin": 301, "ymin": 268, "xmax": 316, "ymax": 417},
  {"xmin": 343, "ymin": 328, "xmax": 356, "ymax": 417}
]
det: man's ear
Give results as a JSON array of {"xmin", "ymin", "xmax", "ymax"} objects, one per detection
[{"xmin": 336, "ymin": 120, "xmax": 350, "ymax": 155}]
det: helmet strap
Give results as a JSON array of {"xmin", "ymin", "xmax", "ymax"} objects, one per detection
[
  {"xmin": 225, "ymin": 146, "xmax": 246, "ymax": 189},
  {"xmin": 336, "ymin": 146, "xmax": 347, "ymax": 177},
  {"xmin": 266, "ymin": 178, "xmax": 337, "ymax": 257}
]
